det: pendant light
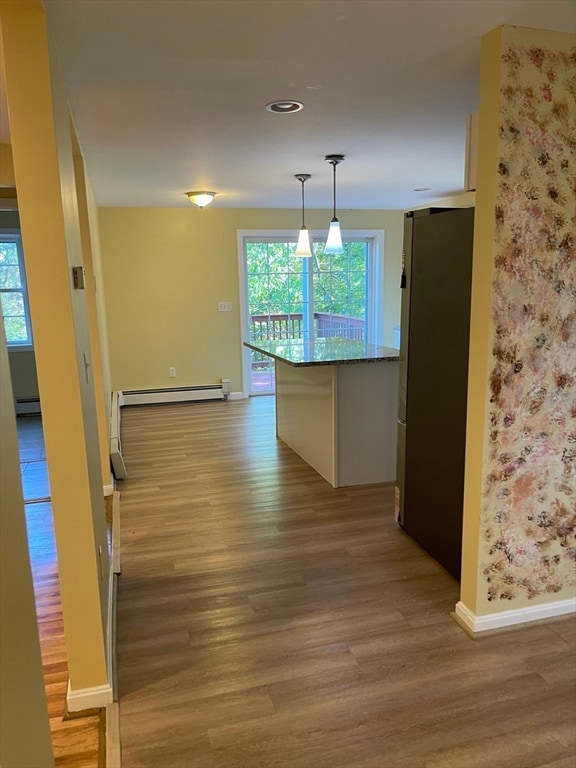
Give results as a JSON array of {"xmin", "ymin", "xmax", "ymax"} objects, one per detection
[
  {"xmin": 294, "ymin": 173, "xmax": 312, "ymax": 257},
  {"xmin": 324, "ymin": 154, "xmax": 345, "ymax": 254}
]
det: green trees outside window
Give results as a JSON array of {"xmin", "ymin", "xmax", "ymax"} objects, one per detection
[
  {"xmin": 244, "ymin": 236, "xmax": 374, "ymax": 393},
  {"xmin": 0, "ymin": 235, "xmax": 32, "ymax": 346}
]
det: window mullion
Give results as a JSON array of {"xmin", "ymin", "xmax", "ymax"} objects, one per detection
[{"xmin": 302, "ymin": 255, "xmax": 313, "ymax": 341}]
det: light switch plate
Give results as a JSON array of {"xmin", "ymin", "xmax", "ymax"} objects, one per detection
[{"xmin": 218, "ymin": 301, "xmax": 232, "ymax": 312}]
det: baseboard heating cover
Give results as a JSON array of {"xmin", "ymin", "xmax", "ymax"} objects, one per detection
[
  {"xmin": 110, "ymin": 391, "xmax": 127, "ymax": 480},
  {"xmin": 121, "ymin": 383, "xmax": 228, "ymax": 406},
  {"xmin": 15, "ymin": 397, "xmax": 41, "ymax": 415}
]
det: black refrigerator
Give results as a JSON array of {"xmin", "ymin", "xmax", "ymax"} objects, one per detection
[{"xmin": 395, "ymin": 207, "xmax": 475, "ymax": 580}]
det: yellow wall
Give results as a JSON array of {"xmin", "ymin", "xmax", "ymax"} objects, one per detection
[
  {"xmin": 99, "ymin": 207, "xmax": 404, "ymax": 392},
  {"xmin": 1, "ymin": 0, "xmax": 109, "ymax": 692},
  {"xmin": 0, "ymin": 143, "xmax": 16, "ymax": 186}
]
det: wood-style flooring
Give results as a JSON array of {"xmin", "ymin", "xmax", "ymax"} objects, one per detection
[
  {"xmin": 116, "ymin": 396, "xmax": 576, "ymax": 768},
  {"xmin": 18, "ymin": 416, "xmax": 101, "ymax": 768}
]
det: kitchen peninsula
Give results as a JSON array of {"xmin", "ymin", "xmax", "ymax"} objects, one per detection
[{"xmin": 244, "ymin": 338, "xmax": 400, "ymax": 487}]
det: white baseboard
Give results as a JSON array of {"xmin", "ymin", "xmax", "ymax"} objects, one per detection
[
  {"xmin": 67, "ymin": 680, "xmax": 113, "ymax": 712},
  {"xmin": 107, "ymin": 567, "xmax": 115, "ymax": 691},
  {"xmin": 103, "ymin": 483, "xmax": 114, "ymax": 496},
  {"xmin": 229, "ymin": 391, "xmax": 246, "ymax": 400},
  {"xmin": 66, "ymin": 565, "xmax": 117, "ymax": 712},
  {"xmin": 455, "ymin": 597, "xmax": 576, "ymax": 634},
  {"xmin": 111, "ymin": 491, "xmax": 121, "ymax": 574}
]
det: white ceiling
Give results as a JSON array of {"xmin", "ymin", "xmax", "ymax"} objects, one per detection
[{"xmin": 4, "ymin": 0, "xmax": 576, "ymax": 209}]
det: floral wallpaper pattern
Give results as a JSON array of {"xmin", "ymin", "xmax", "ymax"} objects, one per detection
[{"xmin": 481, "ymin": 33, "xmax": 576, "ymax": 602}]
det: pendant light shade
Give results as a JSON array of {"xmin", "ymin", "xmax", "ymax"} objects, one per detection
[
  {"xmin": 324, "ymin": 155, "xmax": 345, "ymax": 254},
  {"xmin": 294, "ymin": 173, "xmax": 312, "ymax": 257}
]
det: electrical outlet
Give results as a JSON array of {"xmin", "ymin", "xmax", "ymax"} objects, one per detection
[
  {"xmin": 218, "ymin": 301, "xmax": 232, "ymax": 312},
  {"xmin": 169, "ymin": 367, "xmax": 176, "ymax": 378}
]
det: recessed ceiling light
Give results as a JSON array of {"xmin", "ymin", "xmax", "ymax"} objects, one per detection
[
  {"xmin": 413, "ymin": 187, "xmax": 431, "ymax": 192},
  {"xmin": 265, "ymin": 100, "xmax": 304, "ymax": 114}
]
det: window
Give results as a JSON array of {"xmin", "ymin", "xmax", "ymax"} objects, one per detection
[
  {"xmin": 0, "ymin": 233, "xmax": 32, "ymax": 347},
  {"xmin": 239, "ymin": 230, "xmax": 384, "ymax": 394}
]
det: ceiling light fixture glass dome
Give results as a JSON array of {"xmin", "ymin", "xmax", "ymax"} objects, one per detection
[{"xmin": 186, "ymin": 191, "xmax": 217, "ymax": 208}]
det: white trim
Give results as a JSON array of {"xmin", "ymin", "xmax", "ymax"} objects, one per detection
[
  {"xmin": 112, "ymin": 491, "xmax": 121, "ymax": 575},
  {"xmin": 455, "ymin": 597, "xmax": 576, "ymax": 634},
  {"xmin": 229, "ymin": 391, "xmax": 246, "ymax": 400},
  {"xmin": 103, "ymin": 483, "xmax": 114, "ymax": 496},
  {"xmin": 66, "ymin": 681, "xmax": 113, "ymax": 712},
  {"xmin": 0, "ymin": 231, "xmax": 34, "ymax": 348},
  {"xmin": 106, "ymin": 567, "xmax": 115, "ymax": 695},
  {"xmin": 236, "ymin": 230, "xmax": 251, "ymax": 398}
]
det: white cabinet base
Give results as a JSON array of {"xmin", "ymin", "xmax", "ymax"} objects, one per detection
[{"xmin": 275, "ymin": 359, "xmax": 399, "ymax": 488}]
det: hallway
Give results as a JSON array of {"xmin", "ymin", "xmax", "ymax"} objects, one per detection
[{"xmin": 116, "ymin": 396, "xmax": 575, "ymax": 768}]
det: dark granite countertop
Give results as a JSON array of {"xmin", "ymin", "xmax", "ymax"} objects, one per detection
[{"xmin": 243, "ymin": 338, "xmax": 400, "ymax": 366}]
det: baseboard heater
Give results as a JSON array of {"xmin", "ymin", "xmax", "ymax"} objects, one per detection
[
  {"xmin": 15, "ymin": 397, "xmax": 41, "ymax": 415},
  {"xmin": 110, "ymin": 390, "xmax": 127, "ymax": 480},
  {"xmin": 120, "ymin": 382, "xmax": 229, "ymax": 406}
]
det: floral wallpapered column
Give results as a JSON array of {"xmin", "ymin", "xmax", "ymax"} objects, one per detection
[{"xmin": 481, "ymin": 28, "xmax": 575, "ymax": 603}]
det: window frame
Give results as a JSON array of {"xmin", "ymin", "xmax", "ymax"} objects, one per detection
[
  {"xmin": 237, "ymin": 229, "xmax": 385, "ymax": 396},
  {"xmin": 0, "ymin": 230, "xmax": 33, "ymax": 350}
]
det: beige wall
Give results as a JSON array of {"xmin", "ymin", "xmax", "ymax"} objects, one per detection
[
  {"xmin": 98, "ymin": 207, "xmax": 404, "ymax": 392},
  {"xmin": 461, "ymin": 25, "xmax": 575, "ymax": 617}
]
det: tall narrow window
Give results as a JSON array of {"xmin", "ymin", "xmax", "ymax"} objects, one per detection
[{"xmin": 0, "ymin": 233, "xmax": 32, "ymax": 347}]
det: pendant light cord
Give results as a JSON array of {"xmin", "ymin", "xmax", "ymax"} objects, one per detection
[
  {"xmin": 301, "ymin": 179, "xmax": 306, "ymax": 227},
  {"xmin": 331, "ymin": 161, "xmax": 337, "ymax": 220}
]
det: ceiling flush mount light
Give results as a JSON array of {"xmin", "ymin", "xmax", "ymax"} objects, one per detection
[
  {"xmin": 186, "ymin": 191, "xmax": 217, "ymax": 209},
  {"xmin": 265, "ymin": 100, "xmax": 304, "ymax": 114},
  {"xmin": 324, "ymin": 154, "xmax": 345, "ymax": 254},
  {"xmin": 294, "ymin": 174, "xmax": 312, "ymax": 258}
]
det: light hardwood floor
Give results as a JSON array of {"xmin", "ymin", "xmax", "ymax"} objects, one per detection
[
  {"xmin": 25, "ymin": 501, "xmax": 102, "ymax": 767},
  {"xmin": 116, "ymin": 396, "xmax": 576, "ymax": 768},
  {"xmin": 19, "ymin": 416, "xmax": 101, "ymax": 768}
]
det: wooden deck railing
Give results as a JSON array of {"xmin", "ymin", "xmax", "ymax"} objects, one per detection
[
  {"xmin": 249, "ymin": 313, "xmax": 365, "ymax": 369},
  {"xmin": 250, "ymin": 313, "xmax": 365, "ymax": 342}
]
